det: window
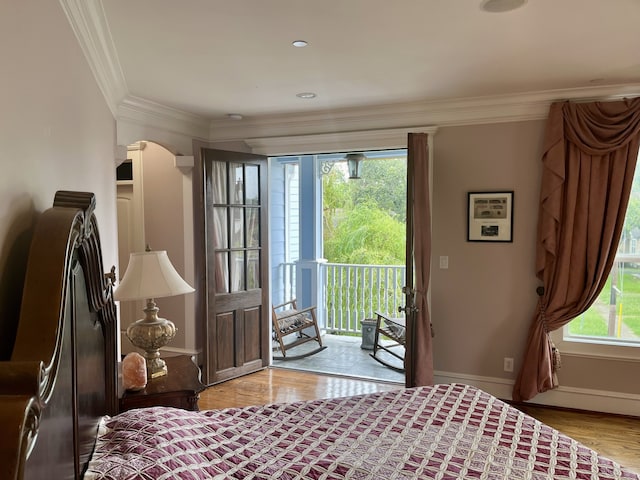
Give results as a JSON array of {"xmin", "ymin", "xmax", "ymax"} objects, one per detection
[{"xmin": 560, "ymin": 149, "xmax": 640, "ymax": 356}]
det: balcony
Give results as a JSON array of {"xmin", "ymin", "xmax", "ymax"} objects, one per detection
[
  {"xmin": 276, "ymin": 262, "xmax": 405, "ymax": 332},
  {"xmin": 272, "ymin": 333, "xmax": 404, "ymax": 383},
  {"xmin": 272, "ymin": 261, "xmax": 406, "ymax": 383}
]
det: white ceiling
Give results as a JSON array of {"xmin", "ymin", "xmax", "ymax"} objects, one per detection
[{"xmin": 100, "ymin": 0, "xmax": 640, "ymax": 123}]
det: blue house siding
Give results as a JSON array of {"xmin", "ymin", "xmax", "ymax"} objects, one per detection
[{"xmin": 269, "ymin": 158, "xmax": 287, "ymax": 307}]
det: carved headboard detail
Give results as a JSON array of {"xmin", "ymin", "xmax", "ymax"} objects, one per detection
[{"xmin": 0, "ymin": 191, "xmax": 118, "ymax": 479}]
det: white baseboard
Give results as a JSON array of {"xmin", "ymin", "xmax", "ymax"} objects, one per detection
[
  {"xmin": 160, "ymin": 346, "xmax": 201, "ymax": 359},
  {"xmin": 434, "ymin": 370, "xmax": 640, "ymax": 417}
]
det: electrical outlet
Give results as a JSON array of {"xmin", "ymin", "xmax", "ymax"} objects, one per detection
[
  {"xmin": 439, "ymin": 256, "xmax": 449, "ymax": 269},
  {"xmin": 503, "ymin": 357, "xmax": 514, "ymax": 372}
]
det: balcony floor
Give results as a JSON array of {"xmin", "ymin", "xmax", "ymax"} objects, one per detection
[{"xmin": 272, "ymin": 334, "xmax": 405, "ymax": 384}]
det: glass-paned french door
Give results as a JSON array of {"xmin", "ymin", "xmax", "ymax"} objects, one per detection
[{"xmin": 194, "ymin": 144, "xmax": 269, "ymax": 384}]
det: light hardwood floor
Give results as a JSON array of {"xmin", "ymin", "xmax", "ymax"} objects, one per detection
[
  {"xmin": 199, "ymin": 367, "xmax": 400, "ymax": 409},
  {"xmin": 199, "ymin": 368, "xmax": 640, "ymax": 474}
]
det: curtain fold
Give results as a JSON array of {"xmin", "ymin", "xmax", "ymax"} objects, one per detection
[
  {"xmin": 407, "ymin": 132, "xmax": 434, "ymax": 387},
  {"xmin": 513, "ymin": 98, "xmax": 640, "ymax": 402}
]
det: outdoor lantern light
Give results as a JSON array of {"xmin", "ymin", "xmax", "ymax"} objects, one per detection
[{"xmin": 346, "ymin": 153, "xmax": 365, "ymax": 179}]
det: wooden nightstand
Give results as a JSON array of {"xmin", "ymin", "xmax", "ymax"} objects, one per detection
[{"xmin": 119, "ymin": 355, "xmax": 206, "ymax": 412}]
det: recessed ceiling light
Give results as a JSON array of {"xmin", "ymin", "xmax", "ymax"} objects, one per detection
[
  {"xmin": 227, "ymin": 113, "xmax": 243, "ymax": 120},
  {"xmin": 292, "ymin": 40, "xmax": 308, "ymax": 47},
  {"xmin": 480, "ymin": 0, "xmax": 527, "ymax": 13},
  {"xmin": 296, "ymin": 92, "xmax": 317, "ymax": 99}
]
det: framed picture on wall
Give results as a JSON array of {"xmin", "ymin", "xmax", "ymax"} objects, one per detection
[{"xmin": 467, "ymin": 191, "xmax": 514, "ymax": 242}]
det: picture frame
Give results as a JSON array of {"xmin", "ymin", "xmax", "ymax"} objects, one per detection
[{"xmin": 467, "ymin": 191, "xmax": 514, "ymax": 242}]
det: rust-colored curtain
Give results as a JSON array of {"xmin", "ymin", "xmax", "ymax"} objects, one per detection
[
  {"xmin": 513, "ymin": 98, "xmax": 640, "ymax": 402},
  {"xmin": 406, "ymin": 132, "xmax": 434, "ymax": 387}
]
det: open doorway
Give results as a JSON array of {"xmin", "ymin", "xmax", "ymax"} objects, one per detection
[
  {"xmin": 269, "ymin": 150, "xmax": 407, "ymax": 383},
  {"xmin": 116, "ymin": 141, "xmax": 197, "ymax": 362}
]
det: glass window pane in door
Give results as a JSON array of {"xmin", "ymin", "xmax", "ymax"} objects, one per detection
[
  {"xmin": 246, "ymin": 207, "xmax": 259, "ymax": 248},
  {"xmin": 215, "ymin": 252, "xmax": 229, "ymax": 293},
  {"xmin": 229, "ymin": 163, "xmax": 244, "ymax": 205},
  {"xmin": 230, "ymin": 251, "xmax": 245, "ymax": 292},
  {"xmin": 213, "ymin": 207, "xmax": 228, "ymax": 249},
  {"xmin": 245, "ymin": 164, "xmax": 259, "ymax": 205},
  {"xmin": 247, "ymin": 250, "xmax": 260, "ymax": 289},
  {"xmin": 212, "ymin": 162, "xmax": 227, "ymax": 204},
  {"xmin": 230, "ymin": 207, "xmax": 244, "ymax": 248}
]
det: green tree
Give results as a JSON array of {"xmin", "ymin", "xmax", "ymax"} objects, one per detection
[
  {"xmin": 624, "ymin": 197, "xmax": 640, "ymax": 239},
  {"xmin": 351, "ymin": 158, "xmax": 407, "ymax": 222},
  {"xmin": 322, "ymin": 156, "xmax": 407, "ymax": 266},
  {"xmin": 620, "ymin": 167, "xmax": 640, "ymax": 251},
  {"xmin": 322, "ymin": 168, "xmax": 351, "ymax": 240},
  {"xmin": 324, "ymin": 201, "xmax": 405, "ymax": 264}
]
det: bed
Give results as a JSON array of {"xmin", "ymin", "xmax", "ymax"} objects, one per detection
[{"xmin": 1, "ymin": 191, "xmax": 638, "ymax": 479}]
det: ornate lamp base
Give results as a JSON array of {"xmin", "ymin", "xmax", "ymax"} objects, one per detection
[
  {"xmin": 125, "ymin": 299, "xmax": 177, "ymax": 378},
  {"xmin": 145, "ymin": 355, "xmax": 169, "ymax": 379}
]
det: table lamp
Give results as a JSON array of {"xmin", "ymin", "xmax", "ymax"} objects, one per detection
[{"xmin": 114, "ymin": 250, "xmax": 194, "ymax": 378}]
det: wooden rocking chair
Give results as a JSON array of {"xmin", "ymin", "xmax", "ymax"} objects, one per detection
[
  {"xmin": 271, "ymin": 299, "xmax": 326, "ymax": 360},
  {"xmin": 370, "ymin": 311, "xmax": 406, "ymax": 372}
]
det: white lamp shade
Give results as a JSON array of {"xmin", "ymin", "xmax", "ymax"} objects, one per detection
[{"xmin": 114, "ymin": 250, "xmax": 194, "ymax": 301}]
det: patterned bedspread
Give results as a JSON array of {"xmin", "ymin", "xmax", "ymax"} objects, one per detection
[{"xmin": 84, "ymin": 383, "xmax": 639, "ymax": 479}]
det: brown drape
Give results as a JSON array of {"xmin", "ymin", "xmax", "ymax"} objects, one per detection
[
  {"xmin": 513, "ymin": 98, "xmax": 640, "ymax": 402},
  {"xmin": 406, "ymin": 132, "xmax": 434, "ymax": 387}
]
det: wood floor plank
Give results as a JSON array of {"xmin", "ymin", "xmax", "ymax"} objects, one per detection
[
  {"xmin": 515, "ymin": 403, "xmax": 640, "ymax": 473},
  {"xmin": 198, "ymin": 368, "xmax": 640, "ymax": 474},
  {"xmin": 198, "ymin": 367, "xmax": 400, "ymax": 410}
]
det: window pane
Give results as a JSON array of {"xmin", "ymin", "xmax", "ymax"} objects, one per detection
[
  {"xmin": 245, "ymin": 164, "xmax": 259, "ymax": 205},
  {"xmin": 247, "ymin": 250, "xmax": 260, "ymax": 289},
  {"xmin": 246, "ymin": 207, "xmax": 259, "ymax": 248},
  {"xmin": 215, "ymin": 252, "xmax": 229, "ymax": 294},
  {"xmin": 570, "ymin": 259, "xmax": 640, "ymax": 342},
  {"xmin": 212, "ymin": 162, "xmax": 227, "ymax": 204},
  {"xmin": 230, "ymin": 251, "xmax": 244, "ymax": 292},
  {"xmin": 213, "ymin": 207, "xmax": 228, "ymax": 249},
  {"xmin": 229, "ymin": 163, "xmax": 244, "ymax": 205},
  {"xmin": 230, "ymin": 207, "xmax": 244, "ymax": 248}
]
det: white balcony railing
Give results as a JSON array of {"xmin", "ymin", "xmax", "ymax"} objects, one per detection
[{"xmin": 275, "ymin": 261, "xmax": 406, "ymax": 335}]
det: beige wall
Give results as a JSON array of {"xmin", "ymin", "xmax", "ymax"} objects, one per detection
[
  {"xmin": 5, "ymin": 0, "xmax": 635, "ymax": 413},
  {"xmin": 132, "ymin": 118, "xmax": 640, "ymax": 409},
  {"xmin": 117, "ymin": 141, "xmax": 197, "ymax": 356},
  {"xmin": 0, "ymin": 1, "xmax": 118, "ymax": 356},
  {"xmin": 141, "ymin": 142, "xmax": 193, "ymax": 352},
  {"xmin": 431, "ymin": 120, "xmax": 640, "ymax": 397},
  {"xmin": 432, "ymin": 121, "xmax": 542, "ymax": 378}
]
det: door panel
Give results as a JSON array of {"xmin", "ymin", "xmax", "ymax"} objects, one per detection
[
  {"xmin": 194, "ymin": 144, "xmax": 269, "ymax": 384},
  {"xmin": 244, "ymin": 307, "xmax": 261, "ymax": 361},
  {"xmin": 216, "ymin": 312, "xmax": 235, "ymax": 370}
]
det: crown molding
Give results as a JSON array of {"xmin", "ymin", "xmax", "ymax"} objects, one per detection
[
  {"xmin": 118, "ymin": 95, "xmax": 210, "ymax": 142},
  {"xmin": 115, "ymin": 83, "xmax": 639, "ymax": 154},
  {"xmin": 210, "ymin": 83, "xmax": 640, "ymax": 143},
  {"xmin": 59, "ymin": 0, "xmax": 128, "ymax": 118},
  {"xmin": 245, "ymin": 126, "xmax": 439, "ymax": 156},
  {"xmin": 60, "ymin": 0, "xmax": 640, "ymax": 143}
]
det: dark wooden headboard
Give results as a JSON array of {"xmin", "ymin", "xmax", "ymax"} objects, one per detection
[{"xmin": 0, "ymin": 191, "xmax": 118, "ymax": 479}]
